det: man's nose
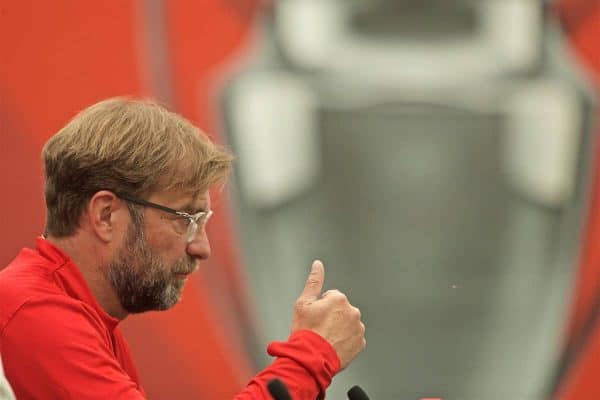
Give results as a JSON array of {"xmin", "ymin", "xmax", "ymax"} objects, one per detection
[{"xmin": 186, "ymin": 227, "xmax": 211, "ymax": 260}]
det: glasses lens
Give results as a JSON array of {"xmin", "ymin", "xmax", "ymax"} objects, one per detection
[{"xmin": 168, "ymin": 217, "xmax": 187, "ymax": 235}]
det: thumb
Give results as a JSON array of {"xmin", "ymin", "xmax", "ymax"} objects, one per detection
[{"xmin": 299, "ymin": 260, "xmax": 325, "ymax": 301}]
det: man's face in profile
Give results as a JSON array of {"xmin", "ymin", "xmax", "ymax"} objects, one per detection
[
  {"xmin": 107, "ymin": 189, "xmax": 211, "ymax": 313},
  {"xmin": 107, "ymin": 209, "xmax": 197, "ymax": 313}
]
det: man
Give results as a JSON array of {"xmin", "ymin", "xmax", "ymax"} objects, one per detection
[{"xmin": 0, "ymin": 98, "xmax": 366, "ymax": 399}]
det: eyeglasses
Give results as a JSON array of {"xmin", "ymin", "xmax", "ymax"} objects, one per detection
[{"xmin": 117, "ymin": 193, "xmax": 213, "ymax": 243}]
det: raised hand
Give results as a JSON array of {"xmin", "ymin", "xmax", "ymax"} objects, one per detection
[{"xmin": 291, "ymin": 260, "xmax": 366, "ymax": 369}]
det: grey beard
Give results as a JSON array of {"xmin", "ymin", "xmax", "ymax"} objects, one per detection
[{"xmin": 108, "ymin": 222, "xmax": 194, "ymax": 313}]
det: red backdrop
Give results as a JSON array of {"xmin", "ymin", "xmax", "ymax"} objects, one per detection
[
  {"xmin": 553, "ymin": 0, "xmax": 600, "ymax": 398},
  {"xmin": 0, "ymin": 1, "xmax": 264, "ymax": 398}
]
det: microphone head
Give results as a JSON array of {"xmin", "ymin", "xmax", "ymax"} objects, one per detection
[
  {"xmin": 347, "ymin": 385, "xmax": 370, "ymax": 400},
  {"xmin": 267, "ymin": 378, "xmax": 292, "ymax": 400}
]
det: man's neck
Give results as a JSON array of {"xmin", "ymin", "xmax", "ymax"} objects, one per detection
[{"xmin": 45, "ymin": 234, "xmax": 129, "ymax": 320}]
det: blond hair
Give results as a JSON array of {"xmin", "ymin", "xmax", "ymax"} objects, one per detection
[{"xmin": 42, "ymin": 97, "xmax": 233, "ymax": 237}]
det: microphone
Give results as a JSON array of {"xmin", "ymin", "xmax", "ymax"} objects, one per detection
[
  {"xmin": 267, "ymin": 378, "xmax": 292, "ymax": 400},
  {"xmin": 347, "ymin": 385, "xmax": 370, "ymax": 400}
]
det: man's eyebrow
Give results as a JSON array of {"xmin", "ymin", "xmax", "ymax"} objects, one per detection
[{"xmin": 179, "ymin": 203, "xmax": 208, "ymax": 214}]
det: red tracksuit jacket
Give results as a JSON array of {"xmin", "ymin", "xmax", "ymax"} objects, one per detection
[{"xmin": 0, "ymin": 238, "xmax": 340, "ymax": 399}]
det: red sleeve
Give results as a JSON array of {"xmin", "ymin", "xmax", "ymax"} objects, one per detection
[
  {"xmin": 235, "ymin": 330, "xmax": 341, "ymax": 400},
  {"xmin": 1, "ymin": 297, "xmax": 145, "ymax": 400}
]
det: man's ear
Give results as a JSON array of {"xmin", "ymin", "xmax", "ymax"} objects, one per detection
[{"xmin": 86, "ymin": 191, "xmax": 126, "ymax": 243}]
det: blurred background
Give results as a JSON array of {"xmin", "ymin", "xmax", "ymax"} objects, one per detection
[{"xmin": 1, "ymin": 0, "xmax": 599, "ymax": 399}]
